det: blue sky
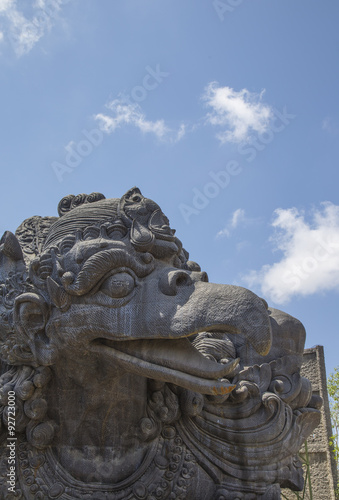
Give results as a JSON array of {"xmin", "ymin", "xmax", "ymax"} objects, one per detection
[{"xmin": 0, "ymin": 1, "xmax": 338, "ymax": 375}]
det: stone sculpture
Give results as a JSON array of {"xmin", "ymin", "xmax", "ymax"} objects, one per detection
[{"xmin": 0, "ymin": 188, "xmax": 321, "ymax": 499}]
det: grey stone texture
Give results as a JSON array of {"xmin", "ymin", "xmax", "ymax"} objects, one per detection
[
  {"xmin": 0, "ymin": 189, "xmax": 322, "ymax": 499},
  {"xmin": 282, "ymin": 346, "xmax": 338, "ymax": 500}
]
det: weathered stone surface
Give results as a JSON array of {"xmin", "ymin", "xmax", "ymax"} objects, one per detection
[
  {"xmin": 0, "ymin": 188, "xmax": 322, "ymax": 499},
  {"xmin": 282, "ymin": 346, "xmax": 337, "ymax": 500}
]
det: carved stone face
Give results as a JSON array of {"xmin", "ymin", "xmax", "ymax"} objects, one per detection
[
  {"xmin": 26, "ymin": 188, "xmax": 272, "ymax": 395},
  {"xmin": 0, "ymin": 188, "xmax": 322, "ymax": 499}
]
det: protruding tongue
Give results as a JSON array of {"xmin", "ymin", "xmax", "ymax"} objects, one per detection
[
  {"xmin": 107, "ymin": 337, "xmax": 239, "ymax": 379},
  {"xmin": 94, "ymin": 337, "xmax": 238, "ymax": 395}
]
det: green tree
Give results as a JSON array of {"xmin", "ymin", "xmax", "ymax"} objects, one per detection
[{"xmin": 328, "ymin": 366, "xmax": 339, "ymax": 497}]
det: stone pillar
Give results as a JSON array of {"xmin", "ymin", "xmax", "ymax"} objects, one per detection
[{"xmin": 282, "ymin": 345, "xmax": 338, "ymax": 499}]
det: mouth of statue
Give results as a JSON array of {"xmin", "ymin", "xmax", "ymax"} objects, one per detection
[{"xmin": 91, "ymin": 333, "xmax": 239, "ymax": 396}]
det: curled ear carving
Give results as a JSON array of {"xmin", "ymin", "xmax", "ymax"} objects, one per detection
[
  {"xmin": 14, "ymin": 293, "xmax": 48, "ymax": 340},
  {"xmin": 13, "ymin": 293, "xmax": 54, "ymax": 366}
]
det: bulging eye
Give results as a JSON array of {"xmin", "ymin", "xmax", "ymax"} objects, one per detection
[{"xmin": 100, "ymin": 272, "xmax": 135, "ymax": 298}]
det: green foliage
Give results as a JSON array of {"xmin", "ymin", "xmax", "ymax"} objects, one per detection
[
  {"xmin": 281, "ymin": 440, "xmax": 313, "ymax": 499},
  {"xmin": 328, "ymin": 367, "xmax": 339, "ymax": 498}
]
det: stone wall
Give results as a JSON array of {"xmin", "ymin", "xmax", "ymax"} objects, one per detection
[{"xmin": 281, "ymin": 346, "xmax": 338, "ymax": 499}]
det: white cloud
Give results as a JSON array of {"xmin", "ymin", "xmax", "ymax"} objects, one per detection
[
  {"xmin": 231, "ymin": 208, "xmax": 245, "ymax": 228},
  {"xmin": 242, "ymin": 203, "xmax": 339, "ymax": 304},
  {"xmin": 216, "ymin": 227, "xmax": 230, "ymax": 238},
  {"xmin": 0, "ymin": 0, "xmax": 14, "ymax": 13},
  {"xmin": 0, "ymin": 0, "xmax": 68, "ymax": 56},
  {"xmin": 95, "ymin": 100, "xmax": 185, "ymax": 143},
  {"xmin": 176, "ymin": 123, "xmax": 186, "ymax": 142},
  {"xmin": 216, "ymin": 209, "xmax": 262, "ymax": 239},
  {"xmin": 202, "ymin": 82, "xmax": 273, "ymax": 144},
  {"xmin": 216, "ymin": 208, "xmax": 246, "ymax": 238}
]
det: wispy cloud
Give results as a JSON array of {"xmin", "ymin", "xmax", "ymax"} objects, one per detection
[
  {"xmin": 242, "ymin": 203, "xmax": 339, "ymax": 304},
  {"xmin": 202, "ymin": 82, "xmax": 273, "ymax": 144},
  {"xmin": 0, "ymin": 0, "xmax": 69, "ymax": 57},
  {"xmin": 0, "ymin": 0, "xmax": 13, "ymax": 12},
  {"xmin": 93, "ymin": 83, "xmax": 274, "ymax": 146},
  {"xmin": 216, "ymin": 208, "xmax": 246, "ymax": 238},
  {"xmin": 216, "ymin": 208, "xmax": 262, "ymax": 239},
  {"xmin": 95, "ymin": 100, "xmax": 185, "ymax": 143},
  {"xmin": 230, "ymin": 208, "xmax": 245, "ymax": 228}
]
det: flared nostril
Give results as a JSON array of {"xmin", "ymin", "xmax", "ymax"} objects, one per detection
[
  {"xmin": 175, "ymin": 273, "xmax": 191, "ymax": 287},
  {"xmin": 159, "ymin": 270, "xmax": 192, "ymax": 296}
]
